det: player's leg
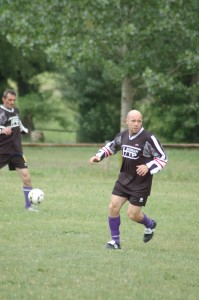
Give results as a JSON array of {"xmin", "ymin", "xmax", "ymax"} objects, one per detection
[
  {"xmin": 106, "ymin": 194, "xmax": 127, "ymax": 249},
  {"xmin": 16, "ymin": 167, "xmax": 32, "ymax": 186},
  {"xmin": 127, "ymin": 202, "xmax": 156, "ymax": 243},
  {"xmin": 16, "ymin": 167, "xmax": 35, "ymax": 210},
  {"xmin": 127, "ymin": 203, "xmax": 144, "ymax": 222},
  {"xmin": 10, "ymin": 155, "xmax": 37, "ymax": 211}
]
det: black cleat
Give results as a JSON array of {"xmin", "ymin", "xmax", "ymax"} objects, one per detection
[
  {"xmin": 106, "ymin": 240, "xmax": 121, "ymax": 250},
  {"xmin": 143, "ymin": 221, "xmax": 157, "ymax": 243}
]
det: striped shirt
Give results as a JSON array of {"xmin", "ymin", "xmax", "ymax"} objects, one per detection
[
  {"xmin": 0, "ymin": 105, "xmax": 23, "ymax": 155},
  {"xmin": 96, "ymin": 127, "xmax": 168, "ymax": 196}
]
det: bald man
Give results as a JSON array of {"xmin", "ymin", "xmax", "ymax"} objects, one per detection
[{"xmin": 89, "ymin": 110, "xmax": 168, "ymax": 249}]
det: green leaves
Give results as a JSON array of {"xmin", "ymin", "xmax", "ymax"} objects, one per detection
[
  {"xmin": 0, "ymin": 0, "xmax": 199, "ymax": 141},
  {"xmin": 1, "ymin": 0, "xmax": 198, "ymax": 76}
]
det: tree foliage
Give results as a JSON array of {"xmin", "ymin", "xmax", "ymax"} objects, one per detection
[
  {"xmin": 0, "ymin": 0, "xmax": 199, "ymax": 141},
  {"xmin": 0, "ymin": 33, "xmax": 71, "ymax": 133},
  {"xmin": 62, "ymin": 65, "xmax": 121, "ymax": 142},
  {"xmin": 1, "ymin": 0, "xmax": 198, "ymax": 77}
]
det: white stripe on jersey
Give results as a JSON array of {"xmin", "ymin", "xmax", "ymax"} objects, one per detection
[{"xmin": 151, "ymin": 135, "xmax": 167, "ymax": 160}]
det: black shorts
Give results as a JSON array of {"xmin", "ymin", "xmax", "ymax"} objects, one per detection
[
  {"xmin": 0, "ymin": 154, "xmax": 28, "ymax": 171},
  {"xmin": 112, "ymin": 183, "xmax": 148, "ymax": 207}
]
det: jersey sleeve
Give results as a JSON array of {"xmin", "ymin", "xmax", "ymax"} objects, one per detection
[
  {"xmin": 0, "ymin": 110, "xmax": 7, "ymax": 126},
  {"xmin": 95, "ymin": 133, "xmax": 122, "ymax": 160},
  {"xmin": 145, "ymin": 135, "xmax": 168, "ymax": 175},
  {"xmin": 20, "ymin": 121, "xmax": 28, "ymax": 134}
]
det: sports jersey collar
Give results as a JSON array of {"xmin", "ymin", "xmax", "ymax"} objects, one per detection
[
  {"xmin": 129, "ymin": 127, "xmax": 144, "ymax": 140},
  {"xmin": 0, "ymin": 105, "xmax": 14, "ymax": 113}
]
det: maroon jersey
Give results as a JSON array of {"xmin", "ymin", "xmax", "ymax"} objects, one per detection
[
  {"xmin": 95, "ymin": 127, "xmax": 168, "ymax": 197},
  {"xmin": 0, "ymin": 105, "xmax": 23, "ymax": 155}
]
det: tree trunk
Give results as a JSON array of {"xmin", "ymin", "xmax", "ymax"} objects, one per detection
[
  {"xmin": 22, "ymin": 115, "xmax": 35, "ymax": 132},
  {"xmin": 120, "ymin": 76, "xmax": 133, "ymax": 131}
]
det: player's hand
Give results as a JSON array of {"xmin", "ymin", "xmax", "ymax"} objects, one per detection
[
  {"xmin": 136, "ymin": 164, "xmax": 149, "ymax": 176},
  {"xmin": 89, "ymin": 156, "xmax": 101, "ymax": 164},
  {"xmin": 20, "ymin": 122, "xmax": 28, "ymax": 134},
  {"xmin": 2, "ymin": 127, "xmax": 12, "ymax": 135}
]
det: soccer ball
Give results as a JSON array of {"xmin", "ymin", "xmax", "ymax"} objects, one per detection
[{"xmin": 28, "ymin": 188, "xmax": 44, "ymax": 204}]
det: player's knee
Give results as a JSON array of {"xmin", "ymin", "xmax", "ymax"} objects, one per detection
[
  {"xmin": 127, "ymin": 210, "xmax": 140, "ymax": 221},
  {"xmin": 127, "ymin": 210, "xmax": 134, "ymax": 220},
  {"xmin": 109, "ymin": 201, "xmax": 120, "ymax": 216}
]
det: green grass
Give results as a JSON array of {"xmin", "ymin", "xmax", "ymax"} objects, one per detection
[
  {"xmin": 0, "ymin": 147, "xmax": 199, "ymax": 300},
  {"xmin": 38, "ymin": 130, "xmax": 77, "ymax": 143},
  {"xmin": 22, "ymin": 128, "xmax": 77, "ymax": 144}
]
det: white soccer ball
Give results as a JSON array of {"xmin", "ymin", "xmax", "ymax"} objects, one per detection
[{"xmin": 28, "ymin": 188, "xmax": 44, "ymax": 205}]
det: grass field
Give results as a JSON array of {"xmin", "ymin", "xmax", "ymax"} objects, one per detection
[{"xmin": 0, "ymin": 147, "xmax": 199, "ymax": 300}]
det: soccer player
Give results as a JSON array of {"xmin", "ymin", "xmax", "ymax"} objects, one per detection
[
  {"xmin": 89, "ymin": 110, "xmax": 168, "ymax": 249},
  {"xmin": 0, "ymin": 89, "xmax": 38, "ymax": 212}
]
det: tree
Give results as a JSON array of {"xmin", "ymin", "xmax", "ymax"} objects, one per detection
[
  {"xmin": 62, "ymin": 65, "xmax": 121, "ymax": 142},
  {"xmin": 0, "ymin": 34, "xmax": 69, "ymax": 134},
  {"xmin": 0, "ymin": 0, "xmax": 199, "ymax": 140}
]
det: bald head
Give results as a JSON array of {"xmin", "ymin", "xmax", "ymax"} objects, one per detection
[
  {"xmin": 127, "ymin": 110, "xmax": 142, "ymax": 120},
  {"xmin": 126, "ymin": 110, "xmax": 143, "ymax": 135}
]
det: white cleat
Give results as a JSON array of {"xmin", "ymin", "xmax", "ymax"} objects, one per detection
[{"xmin": 26, "ymin": 207, "xmax": 39, "ymax": 212}]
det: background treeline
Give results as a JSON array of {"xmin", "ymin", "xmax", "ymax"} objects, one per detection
[{"xmin": 0, "ymin": 0, "xmax": 198, "ymax": 143}]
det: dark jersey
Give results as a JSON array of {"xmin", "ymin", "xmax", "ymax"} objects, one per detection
[
  {"xmin": 95, "ymin": 127, "xmax": 168, "ymax": 196},
  {"xmin": 0, "ymin": 105, "xmax": 23, "ymax": 155}
]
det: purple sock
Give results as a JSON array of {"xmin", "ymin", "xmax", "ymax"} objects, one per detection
[
  {"xmin": 23, "ymin": 186, "xmax": 32, "ymax": 208},
  {"xmin": 108, "ymin": 216, "xmax": 121, "ymax": 244},
  {"xmin": 139, "ymin": 214, "xmax": 154, "ymax": 228}
]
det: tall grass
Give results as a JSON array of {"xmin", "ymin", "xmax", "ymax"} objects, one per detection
[{"xmin": 0, "ymin": 147, "xmax": 198, "ymax": 300}]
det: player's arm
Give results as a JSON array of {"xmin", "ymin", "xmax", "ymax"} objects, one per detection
[
  {"xmin": 0, "ymin": 125, "xmax": 12, "ymax": 135},
  {"xmin": 89, "ymin": 145, "xmax": 112, "ymax": 164},
  {"xmin": 0, "ymin": 111, "xmax": 8, "ymax": 134},
  {"xmin": 145, "ymin": 135, "xmax": 168, "ymax": 175},
  {"xmin": 89, "ymin": 156, "xmax": 101, "ymax": 164},
  {"xmin": 0, "ymin": 125, "xmax": 5, "ymax": 134},
  {"xmin": 89, "ymin": 135, "xmax": 121, "ymax": 164},
  {"xmin": 20, "ymin": 121, "xmax": 28, "ymax": 134}
]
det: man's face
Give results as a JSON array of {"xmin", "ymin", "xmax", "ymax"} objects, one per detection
[
  {"xmin": 126, "ymin": 112, "xmax": 142, "ymax": 135},
  {"xmin": 2, "ymin": 93, "xmax": 16, "ymax": 110}
]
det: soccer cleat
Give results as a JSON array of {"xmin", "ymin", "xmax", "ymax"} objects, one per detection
[
  {"xmin": 26, "ymin": 206, "xmax": 39, "ymax": 212},
  {"xmin": 143, "ymin": 220, "xmax": 156, "ymax": 243},
  {"xmin": 106, "ymin": 240, "xmax": 121, "ymax": 250}
]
